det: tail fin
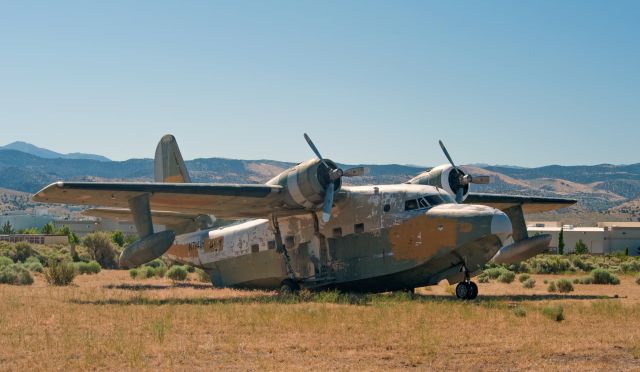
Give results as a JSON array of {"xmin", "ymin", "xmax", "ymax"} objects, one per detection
[{"xmin": 154, "ymin": 134, "xmax": 191, "ymax": 183}]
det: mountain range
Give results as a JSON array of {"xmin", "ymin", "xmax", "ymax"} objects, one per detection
[
  {"xmin": 0, "ymin": 142, "xmax": 639, "ymax": 219},
  {"xmin": 0, "ymin": 141, "xmax": 111, "ymax": 162}
]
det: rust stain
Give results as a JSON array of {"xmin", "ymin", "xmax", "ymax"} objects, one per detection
[
  {"xmin": 167, "ymin": 242, "xmax": 199, "ymax": 259},
  {"xmin": 459, "ymin": 222, "xmax": 473, "ymax": 233},
  {"xmin": 164, "ymin": 175, "xmax": 185, "ymax": 182},
  {"xmin": 204, "ymin": 237, "xmax": 224, "ymax": 254},
  {"xmin": 389, "ymin": 215, "xmax": 457, "ymax": 261}
]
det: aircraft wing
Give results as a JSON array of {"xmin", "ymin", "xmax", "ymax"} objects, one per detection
[
  {"xmin": 33, "ymin": 182, "xmax": 293, "ymax": 218},
  {"xmin": 464, "ymin": 193, "xmax": 576, "ymax": 213}
]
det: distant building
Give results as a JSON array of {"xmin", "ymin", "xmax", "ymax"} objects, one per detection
[
  {"xmin": 598, "ymin": 222, "xmax": 640, "ymax": 255},
  {"xmin": 0, "ymin": 214, "xmax": 53, "ymax": 231},
  {"xmin": 53, "ymin": 219, "xmax": 139, "ymax": 237},
  {"xmin": 528, "ymin": 221, "xmax": 640, "ymax": 256},
  {"xmin": 0, "ymin": 234, "xmax": 68, "ymax": 245},
  {"xmin": 528, "ymin": 225, "xmax": 605, "ymax": 255}
]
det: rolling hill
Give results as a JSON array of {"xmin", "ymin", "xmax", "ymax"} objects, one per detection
[{"xmin": 0, "ymin": 143, "xmax": 639, "ymax": 220}]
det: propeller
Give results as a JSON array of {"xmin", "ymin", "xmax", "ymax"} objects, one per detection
[
  {"xmin": 438, "ymin": 140, "xmax": 491, "ymax": 203},
  {"xmin": 304, "ymin": 133, "xmax": 366, "ymax": 222}
]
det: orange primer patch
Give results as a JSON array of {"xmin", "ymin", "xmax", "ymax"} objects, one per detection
[{"xmin": 389, "ymin": 215, "xmax": 457, "ymax": 261}]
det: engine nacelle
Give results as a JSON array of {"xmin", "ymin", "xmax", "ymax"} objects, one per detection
[
  {"xmin": 267, "ymin": 158, "xmax": 341, "ymax": 209},
  {"xmin": 407, "ymin": 164, "xmax": 469, "ymax": 201}
]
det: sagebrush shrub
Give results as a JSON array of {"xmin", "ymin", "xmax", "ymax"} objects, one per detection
[
  {"xmin": 0, "ymin": 264, "xmax": 34, "ymax": 285},
  {"xmin": 477, "ymin": 275, "xmax": 490, "ymax": 283},
  {"xmin": 195, "ymin": 268, "xmax": 210, "ymax": 283},
  {"xmin": 0, "ymin": 256, "xmax": 13, "ymax": 267},
  {"xmin": 512, "ymin": 306, "xmax": 527, "ymax": 317},
  {"xmin": 590, "ymin": 269, "xmax": 620, "ymax": 285},
  {"xmin": 166, "ymin": 265, "xmax": 188, "ymax": 281},
  {"xmin": 129, "ymin": 268, "xmax": 139, "ymax": 279},
  {"xmin": 518, "ymin": 274, "xmax": 530, "ymax": 283},
  {"xmin": 522, "ymin": 278, "xmax": 536, "ymax": 288},
  {"xmin": 83, "ymin": 232, "xmax": 118, "ymax": 269},
  {"xmin": 44, "ymin": 260, "xmax": 76, "ymax": 286},
  {"xmin": 13, "ymin": 242, "xmax": 33, "ymax": 262},
  {"xmin": 24, "ymin": 257, "xmax": 44, "ymax": 273},
  {"xmin": 547, "ymin": 281, "xmax": 557, "ymax": 292},
  {"xmin": 542, "ymin": 305, "xmax": 564, "ymax": 321},
  {"xmin": 497, "ymin": 271, "xmax": 516, "ymax": 284},
  {"xmin": 556, "ymin": 279, "xmax": 574, "ymax": 293},
  {"xmin": 74, "ymin": 261, "xmax": 101, "ymax": 275}
]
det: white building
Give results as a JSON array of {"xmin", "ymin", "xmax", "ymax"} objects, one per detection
[
  {"xmin": 528, "ymin": 225, "xmax": 605, "ymax": 255},
  {"xmin": 598, "ymin": 222, "xmax": 640, "ymax": 255},
  {"xmin": 528, "ymin": 221, "xmax": 640, "ymax": 256}
]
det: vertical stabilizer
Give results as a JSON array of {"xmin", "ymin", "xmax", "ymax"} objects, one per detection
[{"xmin": 154, "ymin": 134, "xmax": 191, "ymax": 183}]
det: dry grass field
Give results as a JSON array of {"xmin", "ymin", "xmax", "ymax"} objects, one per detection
[{"xmin": 1, "ymin": 271, "xmax": 640, "ymax": 371}]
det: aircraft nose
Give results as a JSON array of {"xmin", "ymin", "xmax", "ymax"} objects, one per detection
[{"xmin": 491, "ymin": 211, "xmax": 512, "ymax": 244}]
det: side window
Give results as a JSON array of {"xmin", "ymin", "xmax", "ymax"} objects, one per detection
[
  {"xmin": 285, "ymin": 235, "xmax": 295, "ymax": 248},
  {"xmin": 251, "ymin": 244, "xmax": 259, "ymax": 253},
  {"xmin": 354, "ymin": 223, "xmax": 365, "ymax": 234},
  {"xmin": 333, "ymin": 227, "xmax": 342, "ymax": 237},
  {"xmin": 418, "ymin": 198, "xmax": 429, "ymax": 208},
  {"xmin": 268, "ymin": 240, "xmax": 276, "ymax": 250},
  {"xmin": 383, "ymin": 204, "xmax": 391, "ymax": 212},
  {"xmin": 404, "ymin": 199, "xmax": 418, "ymax": 211}
]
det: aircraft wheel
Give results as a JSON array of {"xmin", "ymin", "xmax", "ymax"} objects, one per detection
[
  {"xmin": 468, "ymin": 281, "xmax": 478, "ymax": 300},
  {"xmin": 455, "ymin": 282, "xmax": 471, "ymax": 300}
]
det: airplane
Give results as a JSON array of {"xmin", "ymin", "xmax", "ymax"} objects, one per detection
[{"xmin": 32, "ymin": 134, "xmax": 575, "ymax": 299}]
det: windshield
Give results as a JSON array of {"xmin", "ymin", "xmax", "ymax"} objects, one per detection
[{"xmin": 404, "ymin": 193, "xmax": 455, "ymax": 211}]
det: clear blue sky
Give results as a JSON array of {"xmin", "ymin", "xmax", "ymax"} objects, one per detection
[{"xmin": 0, "ymin": 1, "xmax": 638, "ymax": 167}]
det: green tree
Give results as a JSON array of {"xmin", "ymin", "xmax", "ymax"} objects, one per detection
[
  {"xmin": 57, "ymin": 225, "xmax": 80, "ymax": 261},
  {"xmin": 18, "ymin": 227, "xmax": 40, "ymax": 235},
  {"xmin": 574, "ymin": 239, "xmax": 589, "ymax": 254},
  {"xmin": 1, "ymin": 221, "xmax": 15, "ymax": 234},
  {"xmin": 111, "ymin": 231, "xmax": 125, "ymax": 247},
  {"xmin": 558, "ymin": 227, "xmax": 565, "ymax": 255},
  {"xmin": 41, "ymin": 222, "xmax": 56, "ymax": 235}
]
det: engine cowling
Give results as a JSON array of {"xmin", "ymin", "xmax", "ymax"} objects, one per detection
[
  {"xmin": 407, "ymin": 164, "xmax": 469, "ymax": 201},
  {"xmin": 267, "ymin": 158, "xmax": 341, "ymax": 209}
]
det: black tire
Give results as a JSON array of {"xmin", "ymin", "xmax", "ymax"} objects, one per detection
[
  {"xmin": 455, "ymin": 282, "xmax": 470, "ymax": 300},
  {"xmin": 468, "ymin": 281, "xmax": 478, "ymax": 300}
]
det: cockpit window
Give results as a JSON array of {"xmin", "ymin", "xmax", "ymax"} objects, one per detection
[
  {"xmin": 404, "ymin": 199, "xmax": 419, "ymax": 211},
  {"xmin": 405, "ymin": 194, "xmax": 455, "ymax": 211},
  {"xmin": 424, "ymin": 195, "xmax": 444, "ymax": 207}
]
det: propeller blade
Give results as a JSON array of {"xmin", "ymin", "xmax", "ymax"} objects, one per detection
[
  {"xmin": 471, "ymin": 175, "xmax": 491, "ymax": 184},
  {"xmin": 438, "ymin": 140, "xmax": 459, "ymax": 171},
  {"xmin": 322, "ymin": 182, "xmax": 335, "ymax": 223},
  {"xmin": 304, "ymin": 133, "xmax": 330, "ymax": 168},
  {"xmin": 343, "ymin": 166, "xmax": 367, "ymax": 177},
  {"xmin": 455, "ymin": 187, "xmax": 464, "ymax": 204}
]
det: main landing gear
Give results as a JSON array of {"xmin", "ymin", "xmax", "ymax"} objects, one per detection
[
  {"xmin": 455, "ymin": 281, "xmax": 478, "ymax": 300},
  {"xmin": 455, "ymin": 266, "xmax": 478, "ymax": 300}
]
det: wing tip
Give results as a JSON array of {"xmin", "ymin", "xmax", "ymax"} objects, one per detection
[{"xmin": 32, "ymin": 181, "xmax": 65, "ymax": 202}]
